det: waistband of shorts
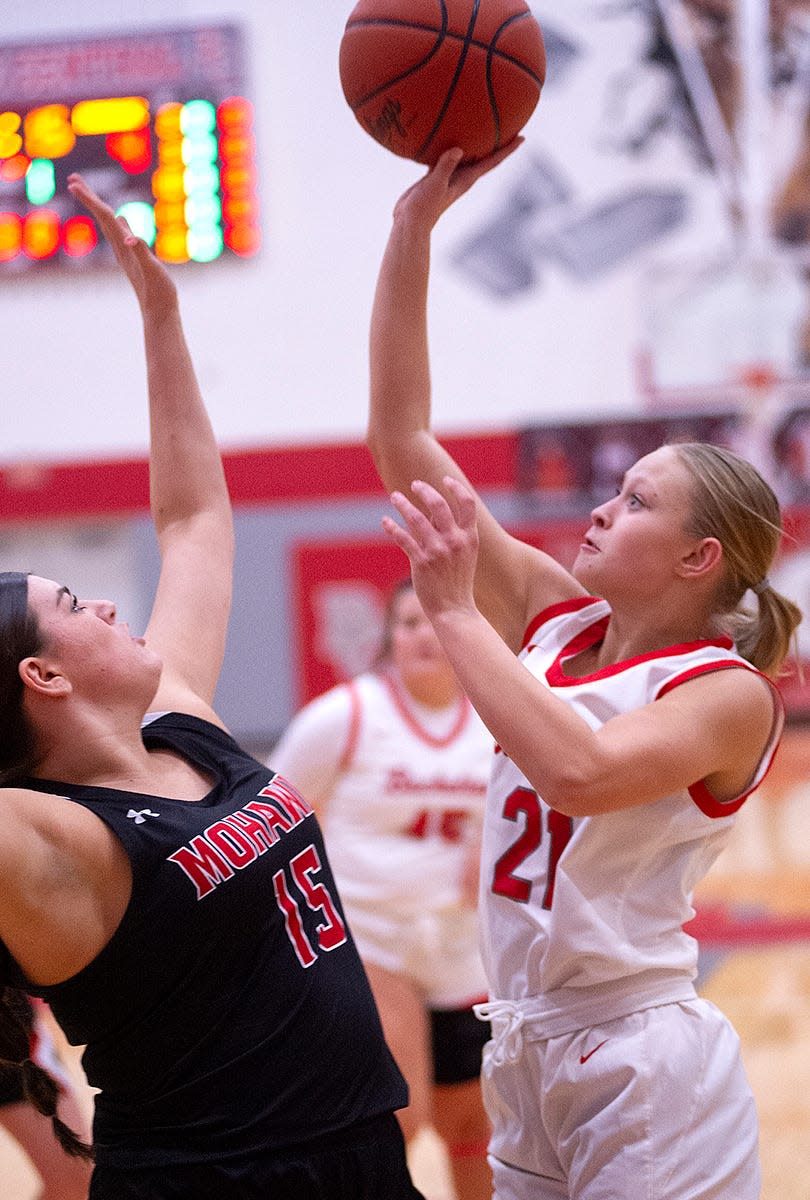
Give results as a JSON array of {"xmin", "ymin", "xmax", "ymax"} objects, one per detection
[
  {"xmin": 94, "ymin": 1109, "xmax": 404, "ymax": 1170},
  {"xmin": 474, "ymin": 975, "xmax": 698, "ymax": 1063}
]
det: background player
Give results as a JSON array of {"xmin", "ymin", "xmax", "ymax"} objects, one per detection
[{"xmin": 271, "ymin": 578, "xmax": 493, "ymax": 1200}]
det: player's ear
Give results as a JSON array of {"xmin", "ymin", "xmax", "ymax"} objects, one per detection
[
  {"xmin": 678, "ymin": 536, "xmax": 723, "ymax": 582},
  {"xmin": 18, "ymin": 656, "xmax": 72, "ymax": 699}
]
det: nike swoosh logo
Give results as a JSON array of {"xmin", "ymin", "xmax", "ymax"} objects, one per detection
[{"xmin": 579, "ymin": 1039, "xmax": 608, "ymax": 1064}]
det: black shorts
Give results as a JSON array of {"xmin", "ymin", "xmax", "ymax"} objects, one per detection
[
  {"xmin": 89, "ymin": 1112, "xmax": 426, "ymax": 1200},
  {"xmin": 430, "ymin": 1003, "xmax": 491, "ymax": 1086}
]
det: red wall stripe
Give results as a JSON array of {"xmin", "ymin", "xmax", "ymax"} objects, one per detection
[{"xmin": 0, "ymin": 431, "xmax": 520, "ymax": 521}]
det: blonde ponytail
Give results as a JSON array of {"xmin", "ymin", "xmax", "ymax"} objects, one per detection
[{"xmin": 674, "ymin": 442, "xmax": 803, "ymax": 678}]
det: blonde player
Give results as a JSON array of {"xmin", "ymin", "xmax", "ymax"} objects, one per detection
[
  {"xmin": 367, "ymin": 144, "xmax": 803, "ymax": 1200},
  {"xmin": 271, "ymin": 580, "xmax": 494, "ymax": 1200}
]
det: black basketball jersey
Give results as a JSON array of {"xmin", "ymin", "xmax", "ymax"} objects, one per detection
[{"xmin": 17, "ymin": 713, "xmax": 407, "ymax": 1169}]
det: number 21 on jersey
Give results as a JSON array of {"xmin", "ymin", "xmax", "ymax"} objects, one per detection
[{"xmin": 491, "ymin": 786, "xmax": 573, "ymax": 909}]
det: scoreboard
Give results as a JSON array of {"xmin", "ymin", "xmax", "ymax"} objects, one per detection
[{"xmin": 0, "ymin": 23, "xmax": 260, "ymax": 267}]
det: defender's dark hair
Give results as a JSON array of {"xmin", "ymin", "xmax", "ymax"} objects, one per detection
[
  {"xmin": 0, "ymin": 947, "xmax": 94, "ymax": 1161},
  {"xmin": 0, "ymin": 572, "xmax": 43, "ymax": 785},
  {"xmin": 0, "ymin": 574, "xmax": 94, "ymax": 1158}
]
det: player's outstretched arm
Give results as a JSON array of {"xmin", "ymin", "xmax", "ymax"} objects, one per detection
[
  {"xmin": 368, "ymin": 146, "xmax": 582, "ymax": 646},
  {"xmin": 69, "ymin": 175, "xmax": 233, "ymax": 718},
  {"xmin": 368, "ymin": 146, "xmax": 519, "ymax": 510}
]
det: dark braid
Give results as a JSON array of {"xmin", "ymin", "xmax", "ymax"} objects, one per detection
[
  {"xmin": 0, "ymin": 572, "xmax": 43, "ymax": 785},
  {"xmin": 0, "ymin": 946, "xmax": 94, "ymax": 1161}
]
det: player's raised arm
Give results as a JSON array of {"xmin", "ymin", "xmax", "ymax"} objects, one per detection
[
  {"xmin": 367, "ymin": 147, "xmax": 584, "ymax": 648},
  {"xmin": 69, "ymin": 175, "xmax": 233, "ymax": 718}
]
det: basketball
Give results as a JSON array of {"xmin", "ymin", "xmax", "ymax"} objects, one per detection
[{"xmin": 339, "ymin": 0, "xmax": 546, "ymax": 166}]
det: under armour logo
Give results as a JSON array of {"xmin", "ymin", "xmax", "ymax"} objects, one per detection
[{"xmin": 127, "ymin": 808, "xmax": 160, "ymax": 824}]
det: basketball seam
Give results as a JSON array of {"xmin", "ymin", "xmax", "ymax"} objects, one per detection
[
  {"xmin": 344, "ymin": 14, "xmax": 544, "ymax": 103},
  {"xmin": 349, "ymin": 4, "xmax": 449, "ymax": 108},
  {"xmin": 417, "ymin": 0, "xmax": 480, "ymax": 160},
  {"xmin": 485, "ymin": 12, "xmax": 537, "ymax": 148}
]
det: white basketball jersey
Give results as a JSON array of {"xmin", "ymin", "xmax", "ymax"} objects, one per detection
[
  {"xmin": 481, "ymin": 596, "xmax": 784, "ymax": 1038},
  {"xmin": 311, "ymin": 672, "xmax": 491, "ymax": 917}
]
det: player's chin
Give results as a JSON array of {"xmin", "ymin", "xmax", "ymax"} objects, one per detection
[
  {"xmin": 137, "ymin": 647, "xmax": 164, "ymax": 685},
  {"xmin": 141, "ymin": 658, "xmax": 165, "ymax": 700},
  {"xmin": 570, "ymin": 553, "xmax": 605, "ymax": 593},
  {"xmin": 570, "ymin": 549, "xmax": 593, "ymax": 579}
]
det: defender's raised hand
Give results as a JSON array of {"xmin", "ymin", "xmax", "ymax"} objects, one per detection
[{"xmin": 67, "ymin": 173, "xmax": 177, "ymax": 319}]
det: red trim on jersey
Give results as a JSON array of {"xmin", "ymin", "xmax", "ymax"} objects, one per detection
[
  {"xmin": 545, "ymin": 624, "xmax": 735, "ymax": 688},
  {"xmin": 688, "ymin": 778, "xmax": 747, "ymax": 817},
  {"xmin": 338, "ymin": 682, "xmax": 362, "ymax": 774},
  {"xmin": 548, "ymin": 614, "xmax": 611, "ymax": 672},
  {"xmin": 521, "ymin": 595, "xmax": 600, "ymax": 651},
  {"xmin": 656, "ymin": 661, "xmax": 784, "ymax": 817},
  {"xmin": 655, "ymin": 660, "xmax": 750, "ymax": 701},
  {"xmin": 381, "ymin": 671, "xmax": 471, "ymax": 748}
]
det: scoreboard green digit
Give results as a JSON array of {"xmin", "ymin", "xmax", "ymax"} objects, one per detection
[{"xmin": 0, "ymin": 23, "xmax": 260, "ymax": 266}]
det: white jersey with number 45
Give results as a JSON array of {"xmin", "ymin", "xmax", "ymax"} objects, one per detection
[
  {"xmin": 272, "ymin": 671, "xmax": 492, "ymax": 917},
  {"xmin": 481, "ymin": 596, "xmax": 783, "ymax": 1039}
]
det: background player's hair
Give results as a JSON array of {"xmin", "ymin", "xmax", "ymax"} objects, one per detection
[
  {"xmin": 374, "ymin": 578, "xmax": 417, "ymax": 668},
  {"xmin": 674, "ymin": 442, "xmax": 802, "ymax": 678},
  {"xmin": 0, "ymin": 573, "xmax": 43, "ymax": 785}
]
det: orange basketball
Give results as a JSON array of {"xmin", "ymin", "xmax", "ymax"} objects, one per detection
[{"xmin": 339, "ymin": 0, "xmax": 546, "ymax": 165}]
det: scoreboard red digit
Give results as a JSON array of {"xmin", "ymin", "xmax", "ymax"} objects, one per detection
[{"xmin": 0, "ymin": 23, "xmax": 260, "ymax": 267}]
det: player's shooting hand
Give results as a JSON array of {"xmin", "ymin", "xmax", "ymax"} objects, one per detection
[
  {"xmin": 68, "ymin": 173, "xmax": 178, "ymax": 320},
  {"xmin": 393, "ymin": 138, "xmax": 524, "ymax": 229}
]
